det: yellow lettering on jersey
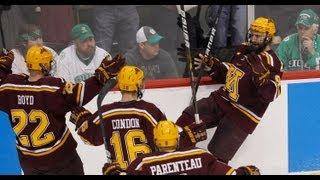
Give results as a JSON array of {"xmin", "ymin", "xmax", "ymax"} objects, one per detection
[
  {"xmin": 10, "ymin": 109, "xmax": 55, "ymax": 148},
  {"xmin": 225, "ymin": 64, "xmax": 244, "ymax": 102},
  {"xmin": 111, "ymin": 130, "xmax": 152, "ymax": 170}
]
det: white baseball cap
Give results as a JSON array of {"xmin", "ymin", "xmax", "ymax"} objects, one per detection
[{"xmin": 136, "ymin": 26, "xmax": 164, "ymax": 44}]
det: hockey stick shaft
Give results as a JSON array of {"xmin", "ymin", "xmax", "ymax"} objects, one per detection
[
  {"xmin": 193, "ymin": 5, "xmax": 223, "ymax": 95},
  {"xmin": 97, "ymin": 78, "xmax": 117, "ymax": 161},
  {"xmin": 179, "ymin": 5, "xmax": 200, "ymax": 124}
]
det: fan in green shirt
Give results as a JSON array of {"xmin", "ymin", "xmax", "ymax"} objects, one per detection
[{"xmin": 276, "ymin": 9, "xmax": 320, "ymax": 71}]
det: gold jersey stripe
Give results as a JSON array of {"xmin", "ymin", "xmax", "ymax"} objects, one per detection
[
  {"xmin": 226, "ymin": 167, "xmax": 235, "ymax": 175},
  {"xmin": 19, "ymin": 130, "xmax": 71, "ymax": 157},
  {"xmin": 0, "ymin": 86, "xmax": 57, "ymax": 93},
  {"xmin": 230, "ymin": 102, "xmax": 260, "ymax": 124},
  {"xmin": 76, "ymin": 83, "xmax": 83, "ymax": 106}
]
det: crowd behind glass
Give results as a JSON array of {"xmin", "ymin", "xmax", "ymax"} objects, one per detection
[{"xmin": 1, "ymin": 5, "xmax": 319, "ymax": 82}]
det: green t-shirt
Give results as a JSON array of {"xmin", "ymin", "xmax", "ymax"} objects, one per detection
[{"xmin": 276, "ymin": 33, "xmax": 320, "ymax": 71}]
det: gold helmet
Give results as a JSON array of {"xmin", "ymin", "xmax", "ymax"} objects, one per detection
[
  {"xmin": 250, "ymin": 17, "xmax": 276, "ymax": 38},
  {"xmin": 153, "ymin": 120, "xmax": 179, "ymax": 152},
  {"xmin": 26, "ymin": 45, "xmax": 53, "ymax": 71},
  {"xmin": 117, "ymin": 65, "xmax": 144, "ymax": 92}
]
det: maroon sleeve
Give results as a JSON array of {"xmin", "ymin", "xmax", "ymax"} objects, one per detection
[
  {"xmin": 210, "ymin": 43, "xmax": 251, "ymax": 83},
  {"xmin": 76, "ymin": 111, "xmax": 103, "ymax": 146},
  {"xmin": 256, "ymin": 51, "xmax": 283, "ymax": 103},
  {"xmin": 209, "ymin": 62, "xmax": 229, "ymax": 83},
  {"xmin": 257, "ymin": 71, "xmax": 282, "ymax": 103},
  {"xmin": 60, "ymin": 76, "xmax": 102, "ymax": 110},
  {"xmin": 0, "ymin": 67, "xmax": 11, "ymax": 85},
  {"xmin": 126, "ymin": 156, "xmax": 144, "ymax": 175},
  {"xmin": 206, "ymin": 153, "xmax": 234, "ymax": 175}
]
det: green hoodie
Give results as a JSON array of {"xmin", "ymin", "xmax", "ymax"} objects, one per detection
[{"xmin": 276, "ymin": 33, "xmax": 320, "ymax": 71}]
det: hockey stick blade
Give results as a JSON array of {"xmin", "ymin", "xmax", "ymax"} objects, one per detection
[{"xmin": 96, "ymin": 78, "xmax": 117, "ymax": 160}]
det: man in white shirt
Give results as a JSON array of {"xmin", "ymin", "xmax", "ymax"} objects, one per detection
[
  {"xmin": 57, "ymin": 23, "xmax": 112, "ymax": 83},
  {"xmin": 11, "ymin": 24, "xmax": 58, "ymax": 76}
]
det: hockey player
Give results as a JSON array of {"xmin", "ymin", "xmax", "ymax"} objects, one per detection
[
  {"xmin": 69, "ymin": 65, "xmax": 206, "ymax": 175},
  {"xmin": 0, "ymin": 45, "xmax": 125, "ymax": 175},
  {"xmin": 124, "ymin": 120, "xmax": 260, "ymax": 175},
  {"xmin": 176, "ymin": 17, "xmax": 283, "ymax": 164}
]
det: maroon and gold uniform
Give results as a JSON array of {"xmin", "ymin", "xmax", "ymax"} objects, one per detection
[
  {"xmin": 75, "ymin": 100, "xmax": 166, "ymax": 170},
  {"xmin": 177, "ymin": 44, "xmax": 283, "ymax": 163},
  {"xmin": 126, "ymin": 148, "xmax": 234, "ymax": 175},
  {"xmin": 0, "ymin": 73, "xmax": 102, "ymax": 170}
]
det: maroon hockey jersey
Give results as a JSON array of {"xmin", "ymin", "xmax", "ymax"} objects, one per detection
[
  {"xmin": 126, "ymin": 148, "xmax": 235, "ymax": 175},
  {"xmin": 211, "ymin": 46, "xmax": 283, "ymax": 133},
  {"xmin": 75, "ymin": 100, "xmax": 167, "ymax": 170},
  {"xmin": 0, "ymin": 73, "xmax": 102, "ymax": 168}
]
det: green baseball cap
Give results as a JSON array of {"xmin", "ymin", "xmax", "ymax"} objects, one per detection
[
  {"xmin": 71, "ymin": 24, "xmax": 94, "ymax": 41},
  {"xmin": 295, "ymin": 9, "xmax": 319, "ymax": 27},
  {"xmin": 136, "ymin": 26, "xmax": 164, "ymax": 44}
]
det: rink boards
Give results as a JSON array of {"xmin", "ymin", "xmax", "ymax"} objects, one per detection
[{"xmin": 1, "ymin": 78, "xmax": 320, "ymax": 175}]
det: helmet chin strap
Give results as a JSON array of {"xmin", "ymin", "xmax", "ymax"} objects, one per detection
[
  {"xmin": 40, "ymin": 63, "xmax": 50, "ymax": 76},
  {"xmin": 137, "ymin": 88, "xmax": 144, "ymax": 99}
]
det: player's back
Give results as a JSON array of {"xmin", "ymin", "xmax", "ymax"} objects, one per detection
[
  {"xmin": 126, "ymin": 148, "xmax": 233, "ymax": 175},
  {"xmin": 91, "ymin": 100, "xmax": 166, "ymax": 170},
  {"xmin": 0, "ymin": 74, "xmax": 77, "ymax": 168}
]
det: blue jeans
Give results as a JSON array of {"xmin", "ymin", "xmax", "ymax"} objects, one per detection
[
  {"xmin": 93, "ymin": 5, "xmax": 139, "ymax": 54},
  {"xmin": 206, "ymin": 5, "xmax": 246, "ymax": 48}
]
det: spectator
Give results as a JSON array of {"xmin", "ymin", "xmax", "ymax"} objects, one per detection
[
  {"xmin": 57, "ymin": 23, "xmax": 112, "ymax": 83},
  {"xmin": 276, "ymin": 9, "xmax": 320, "ymax": 71},
  {"xmin": 124, "ymin": 26, "xmax": 179, "ymax": 80},
  {"xmin": 11, "ymin": 24, "xmax": 58, "ymax": 76},
  {"xmin": 139, "ymin": 5, "xmax": 184, "ymax": 71},
  {"xmin": 92, "ymin": 5, "xmax": 139, "ymax": 55},
  {"xmin": 203, "ymin": 5, "xmax": 246, "ymax": 62},
  {"xmin": 206, "ymin": 5, "xmax": 246, "ymax": 49},
  {"xmin": 0, "ymin": 5, "xmax": 26, "ymax": 50}
]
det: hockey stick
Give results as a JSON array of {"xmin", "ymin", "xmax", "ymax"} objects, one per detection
[
  {"xmin": 178, "ymin": 5, "xmax": 200, "ymax": 124},
  {"xmin": 192, "ymin": 5, "xmax": 223, "ymax": 98},
  {"xmin": 97, "ymin": 78, "xmax": 117, "ymax": 160}
]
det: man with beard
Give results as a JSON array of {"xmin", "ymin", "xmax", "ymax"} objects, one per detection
[
  {"xmin": 176, "ymin": 17, "xmax": 283, "ymax": 164},
  {"xmin": 57, "ymin": 24, "xmax": 112, "ymax": 83},
  {"xmin": 124, "ymin": 26, "xmax": 178, "ymax": 80}
]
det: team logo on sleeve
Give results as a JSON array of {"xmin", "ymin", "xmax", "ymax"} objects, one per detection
[{"xmin": 63, "ymin": 82, "xmax": 74, "ymax": 95}]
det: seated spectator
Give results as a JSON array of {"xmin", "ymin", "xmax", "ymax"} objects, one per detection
[
  {"xmin": 277, "ymin": 9, "xmax": 320, "ymax": 71},
  {"xmin": 57, "ymin": 23, "xmax": 112, "ymax": 83},
  {"xmin": 124, "ymin": 26, "xmax": 179, "ymax": 80},
  {"xmin": 11, "ymin": 24, "xmax": 58, "ymax": 76}
]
